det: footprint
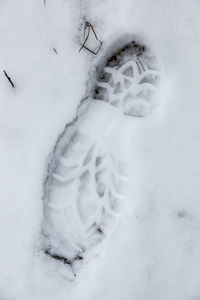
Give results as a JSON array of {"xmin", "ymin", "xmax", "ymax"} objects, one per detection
[{"xmin": 42, "ymin": 37, "xmax": 161, "ymax": 279}]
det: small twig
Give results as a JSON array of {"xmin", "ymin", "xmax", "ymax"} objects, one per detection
[
  {"xmin": 3, "ymin": 70, "xmax": 15, "ymax": 88},
  {"xmin": 43, "ymin": 0, "xmax": 46, "ymax": 5},
  {"xmin": 88, "ymin": 22, "xmax": 98, "ymax": 40},
  {"xmin": 83, "ymin": 40, "xmax": 103, "ymax": 55},
  {"xmin": 53, "ymin": 48, "xmax": 58, "ymax": 54},
  {"xmin": 79, "ymin": 22, "xmax": 91, "ymax": 53},
  {"xmin": 79, "ymin": 21, "xmax": 103, "ymax": 55}
]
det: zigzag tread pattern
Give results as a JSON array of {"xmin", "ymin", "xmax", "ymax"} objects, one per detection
[{"xmin": 43, "ymin": 130, "xmax": 128, "ymax": 272}]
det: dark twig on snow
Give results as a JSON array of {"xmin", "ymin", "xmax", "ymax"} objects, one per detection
[
  {"xmin": 43, "ymin": 0, "xmax": 46, "ymax": 5},
  {"xmin": 3, "ymin": 70, "xmax": 15, "ymax": 88},
  {"xmin": 53, "ymin": 48, "xmax": 58, "ymax": 54},
  {"xmin": 79, "ymin": 21, "xmax": 103, "ymax": 55}
]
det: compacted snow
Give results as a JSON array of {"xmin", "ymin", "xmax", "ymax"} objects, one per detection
[{"xmin": 1, "ymin": 0, "xmax": 200, "ymax": 299}]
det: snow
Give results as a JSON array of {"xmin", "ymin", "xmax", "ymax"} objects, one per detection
[{"xmin": 1, "ymin": 0, "xmax": 200, "ymax": 299}]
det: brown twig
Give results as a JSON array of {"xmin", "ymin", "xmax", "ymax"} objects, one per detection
[
  {"xmin": 79, "ymin": 21, "xmax": 103, "ymax": 55},
  {"xmin": 79, "ymin": 22, "xmax": 91, "ymax": 53},
  {"xmin": 3, "ymin": 70, "xmax": 15, "ymax": 88},
  {"xmin": 88, "ymin": 22, "xmax": 98, "ymax": 40},
  {"xmin": 53, "ymin": 48, "xmax": 58, "ymax": 54},
  {"xmin": 83, "ymin": 40, "xmax": 103, "ymax": 55}
]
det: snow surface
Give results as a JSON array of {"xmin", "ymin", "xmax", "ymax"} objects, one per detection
[{"xmin": 1, "ymin": 0, "xmax": 200, "ymax": 299}]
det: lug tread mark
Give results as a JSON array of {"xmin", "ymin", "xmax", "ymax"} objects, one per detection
[{"xmin": 95, "ymin": 58, "xmax": 161, "ymax": 117}]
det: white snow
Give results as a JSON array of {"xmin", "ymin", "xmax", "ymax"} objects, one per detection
[{"xmin": 1, "ymin": 0, "xmax": 200, "ymax": 299}]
